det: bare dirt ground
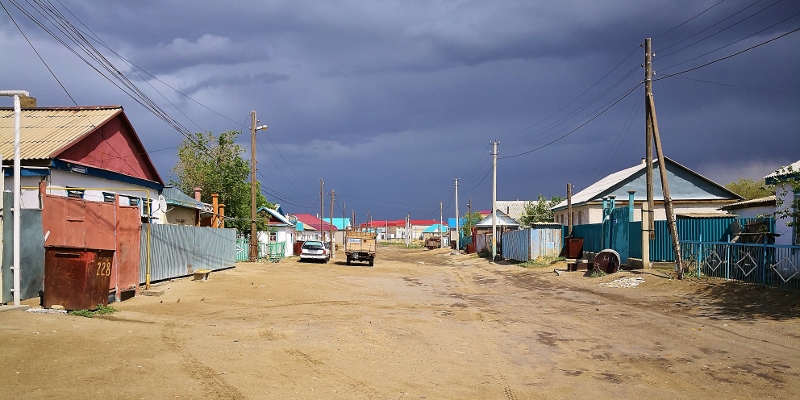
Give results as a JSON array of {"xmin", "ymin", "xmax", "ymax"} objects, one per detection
[{"xmin": 1, "ymin": 245, "xmax": 799, "ymax": 400}]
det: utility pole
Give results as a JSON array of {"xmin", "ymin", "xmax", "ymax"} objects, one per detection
[
  {"xmin": 329, "ymin": 190, "xmax": 335, "ymax": 258},
  {"xmin": 643, "ymin": 38, "xmax": 654, "ymax": 271},
  {"xmin": 454, "ymin": 178, "xmax": 460, "ymax": 251},
  {"xmin": 644, "ymin": 38, "xmax": 655, "ymax": 239},
  {"xmin": 320, "ymin": 179, "xmax": 324, "ymax": 242},
  {"xmin": 342, "ymin": 201, "xmax": 347, "ymax": 246},
  {"xmin": 249, "ymin": 111, "xmax": 267, "ymax": 262},
  {"xmin": 439, "ymin": 200, "xmax": 443, "ymax": 248},
  {"xmin": 567, "ymin": 183, "xmax": 573, "ymax": 236},
  {"xmin": 468, "ymin": 198, "xmax": 472, "ymax": 233},
  {"xmin": 644, "ymin": 37, "xmax": 682, "ymax": 277},
  {"xmin": 491, "ymin": 140, "xmax": 499, "ymax": 260}
]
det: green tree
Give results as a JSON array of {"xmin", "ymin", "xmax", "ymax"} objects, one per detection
[
  {"xmin": 724, "ymin": 178, "xmax": 771, "ymax": 200},
  {"xmin": 763, "ymin": 165, "xmax": 800, "ymax": 232},
  {"xmin": 460, "ymin": 211, "xmax": 483, "ymax": 237},
  {"xmin": 171, "ymin": 130, "xmax": 272, "ymax": 234},
  {"xmin": 519, "ymin": 195, "xmax": 564, "ymax": 227}
]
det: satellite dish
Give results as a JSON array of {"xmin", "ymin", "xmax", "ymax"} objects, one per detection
[{"xmin": 158, "ymin": 195, "xmax": 168, "ymax": 212}]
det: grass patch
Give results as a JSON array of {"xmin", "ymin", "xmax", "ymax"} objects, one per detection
[
  {"xmin": 68, "ymin": 304, "xmax": 118, "ymax": 318},
  {"xmin": 520, "ymin": 256, "xmax": 562, "ymax": 268},
  {"xmin": 589, "ymin": 270, "xmax": 606, "ymax": 278}
]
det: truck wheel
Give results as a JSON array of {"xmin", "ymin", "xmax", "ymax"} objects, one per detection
[
  {"xmin": 346, "ymin": 257, "xmax": 351, "ymax": 265},
  {"xmin": 368, "ymin": 258, "xmax": 374, "ymax": 267}
]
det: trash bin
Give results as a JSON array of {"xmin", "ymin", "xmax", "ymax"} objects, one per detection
[
  {"xmin": 44, "ymin": 248, "xmax": 113, "ymax": 310},
  {"xmin": 563, "ymin": 237, "xmax": 584, "ymax": 259}
]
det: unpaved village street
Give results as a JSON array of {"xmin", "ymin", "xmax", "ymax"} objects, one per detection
[{"xmin": 1, "ymin": 245, "xmax": 799, "ymax": 399}]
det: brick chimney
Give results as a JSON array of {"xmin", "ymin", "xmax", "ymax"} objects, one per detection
[{"xmin": 193, "ymin": 187, "xmax": 202, "ymax": 201}]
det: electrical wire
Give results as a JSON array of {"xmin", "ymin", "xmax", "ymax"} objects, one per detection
[
  {"xmin": 655, "ymin": 25, "xmax": 800, "ymax": 81},
  {"xmin": 500, "ymin": 82, "xmax": 643, "ymax": 160},
  {"xmin": 654, "ymin": 0, "xmax": 728, "ymax": 39}
]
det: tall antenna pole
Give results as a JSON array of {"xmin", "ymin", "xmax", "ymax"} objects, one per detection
[
  {"xmin": 491, "ymin": 140, "xmax": 499, "ymax": 260},
  {"xmin": 454, "ymin": 178, "xmax": 460, "ymax": 251}
]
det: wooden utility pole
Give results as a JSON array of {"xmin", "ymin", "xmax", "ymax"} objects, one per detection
[
  {"xmin": 567, "ymin": 183, "xmax": 573, "ymax": 236},
  {"xmin": 319, "ymin": 179, "xmax": 324, "ymax": 242},
  {"xmin": 454, "ymin": 178, "xmax": 460, "ymax": 251},
  {"xmin": 648, "ymin": 93, "xmax": 684, "ymax": 277},
  {"xmin": 440, "ymin": 201, "xmax": 444, "ymax": 248},
  {"xmin": 644, "ymin": 37, "xmax": 682, "ymax": 277},
  {"xmin": 491, "ymin": 140, "xmax": 498, "ymax": 260},
  {"xmin": 467, "ymin": 198, "xmax": 472, "ymax": 234},
  {"xmin": 249, "ymin": 111, "xmax": 257, "ymax": 262},
  {"xmin": 329, "ymin": 190, "xmax": 335, "ymax": 257}
]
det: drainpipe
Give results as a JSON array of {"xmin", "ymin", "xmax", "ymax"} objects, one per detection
[
  {"xmin": 0, "ymin": 90, "xmax": 29, "ymax": 306},
  {"xmin": 628, "ymin": 191, "xmax": 636, "ymax": 221},
  {"xmin": 211, "ymin": 193, "xmax": 219, "ymax": 227}
]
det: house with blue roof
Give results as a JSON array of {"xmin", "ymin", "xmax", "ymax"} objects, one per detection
[{"xmin": 552, "ymin": 157, "xmax": 742, "ymax": 226}]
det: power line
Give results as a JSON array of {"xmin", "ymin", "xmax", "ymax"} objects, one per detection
[
  {"xmin": 500, "ymin": 82, "xmax": 643, "ymax": 160},
  {"xmin": 655, "ymin": 26, "xmax": 800, "ymax": 81},
  {"xmin": 654, "ymin": 0, "xmax": 728, "ymax": 39}
]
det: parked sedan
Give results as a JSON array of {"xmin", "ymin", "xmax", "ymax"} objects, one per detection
[{"xmin": 300, "ymin": 240, "xmax": 329, "ymax": 263}]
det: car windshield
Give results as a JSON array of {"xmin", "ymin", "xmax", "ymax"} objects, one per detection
[{"xmin": 303, "ymin": 242, "xmax": 323, "ymax": 250}]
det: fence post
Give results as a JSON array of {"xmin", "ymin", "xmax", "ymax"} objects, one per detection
[
  {"xmin": 762, "ymin": 235, "xmax": 767, "ymax": 287},
  {"xmin": 698, "ymin": 235, "xmax": 702, "ymax": 278},
  {"xmin": 725, "ymin": 235, "xmax": 730, "ymax": 281}
]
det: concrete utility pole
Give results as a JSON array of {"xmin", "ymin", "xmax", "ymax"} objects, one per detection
[
  {"xmin": 454, "ymin": 178, "xmax": 460, "ymax": 251},
  {"xmin": 644, "ymin": 38, "xmax": 655, "ymax": 239},
  {"xmin": 319, "ymin": 179, "xmax": 324, "ymax": 242},
  {"xmin": 329, "ymin": 190, "xmax": 335, "ymax": 257},
  {"xmin": 249, "ymin": 111, "xmax": 268, "ymax": 262},
  {"xmin": 491, "ymin": 140, "xmax": 499, "ymax": 260},
  {"xmin": 1, "ymin": 90, "xmax": 29, "ymax": 306}
]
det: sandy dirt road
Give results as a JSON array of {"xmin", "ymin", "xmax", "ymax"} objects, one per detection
[{"xmin": 1, "ymin": 245, "xmax": 799, "ymax": 399}]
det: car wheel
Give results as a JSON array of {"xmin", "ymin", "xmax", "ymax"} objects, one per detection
[
  {"xmin": 346, "ymin": 257, "xmax": 351, "ymax": 265},
  {"xmin": 369, "ymin": 258, "xmax": 374, "ymax": 267}
]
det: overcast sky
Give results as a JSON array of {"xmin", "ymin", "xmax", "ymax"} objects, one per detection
[{"xmin": 1, "ymin": 0, "xmax": 798, "ymax": 222}]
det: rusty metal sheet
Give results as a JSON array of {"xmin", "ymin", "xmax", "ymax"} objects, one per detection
[
  {"xmin": 44, "ymin": 248, "xmax": 112, "ymax": 310},
  {"xmin": 85, "ymin": 201, "xmax": 116, "ymax": 250},
  {"xmin": 112, "ymin": 205, "xmax": 141, "ymax": 300}
]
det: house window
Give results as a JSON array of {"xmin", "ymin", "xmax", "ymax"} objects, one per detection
[
  {"xmin": 102, "ymin": 192, "xmax": 116, "ymax": 203},
  {"xmin": 66, "ymin": 187, "xmax": 84, "ymax": 199},
  {"xmin": 128, "ymin": 197, "xmax": 140, "ymax": 207},
  {"xmin": 269, "ymin": 232, "xmax": 277, "ymax": 242}
]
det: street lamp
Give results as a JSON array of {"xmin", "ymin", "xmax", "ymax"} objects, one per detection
[
  {"xmin": 1, "ymin": 90, "xmax": 30, "ymax": 306},
  {"xmin": 249, "ymin": 110, "xmax": 268, "ymax": 262}
]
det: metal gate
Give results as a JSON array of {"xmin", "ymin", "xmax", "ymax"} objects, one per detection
[{"xmin": 609, "ymin": 207, "xmax": 630, "ymax": 264}]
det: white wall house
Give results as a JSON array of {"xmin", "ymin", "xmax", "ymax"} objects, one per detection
[
  {"xmin": 764, "ymin": 160, "xmax": 800, "ymax": 246},
  {"xmin": 553, "ymin": 158, "xmax": 741, "ymax": 225}
]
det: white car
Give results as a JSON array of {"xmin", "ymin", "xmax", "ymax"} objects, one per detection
[{"xmin": 300, "ymin": 240, "xmax": 329, "ymax": 263}]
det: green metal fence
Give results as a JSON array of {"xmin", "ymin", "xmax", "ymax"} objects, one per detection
[{"xmin": 236, "ymin": 238, "xmax": 286, "ymax": 262}]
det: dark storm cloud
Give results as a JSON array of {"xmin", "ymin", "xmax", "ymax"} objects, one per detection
[{"xmin": 2, "ymin": 0, "xmax": 799, "ymax": 218}]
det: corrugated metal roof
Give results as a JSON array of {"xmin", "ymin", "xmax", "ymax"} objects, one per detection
[
  {"xmin": 496, "ymin": 200, "xmax": 531, "ymax": 220},
  {"xmin": 719, "ymin": 195, "xmax": 777, "ymax": 210},
  {"xmin": 162, "ymin": 187, "xmax": 206, "ymax": 210},
  {"xmin": 553, "ymin": 157, "xmax": 741, "ymax": 210},
  {"xmin": 0, "ymin": 106, "xmax": 120, "ymax": 161},
  {"xmin": 765, "ymin": 160, "xmax": 800, "ymax": 183},
  {"xmin": 475, "ymin": 210, "xmax": 520, "ymax": 227}
]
